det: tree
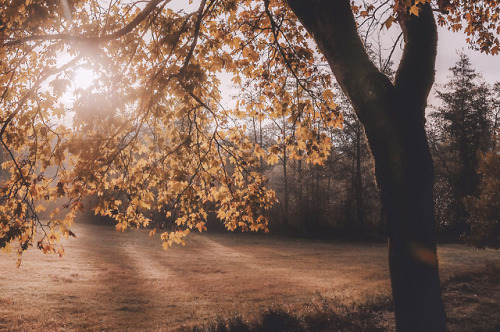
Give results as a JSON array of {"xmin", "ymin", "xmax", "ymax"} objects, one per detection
[
  {"xmin": 430, "ymin": 54, "xmax": 494, "ymax": 240},
  {"xmin": 1, "ymin": 0, "xmax": 499, "ymax": 330},
  {"xmin": 465, "ymin": 135, "xmax": 500, "ymax": 249},
  {"xmin": 339, "ymin": 104, "xmax": 381, "ymax": 237},
  {"xmin": 282, "ymin": 2, "xmax": 447, "ymax": 329}
]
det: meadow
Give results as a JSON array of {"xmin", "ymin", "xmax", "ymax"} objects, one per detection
[{"xmin": 1, "ymin": 223, "xmax": 499, "ymax": 331}]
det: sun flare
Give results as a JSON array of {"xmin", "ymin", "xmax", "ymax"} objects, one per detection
[{"xmin": 73, "ymin": 67, "xmax": 97, "ymax": 90}]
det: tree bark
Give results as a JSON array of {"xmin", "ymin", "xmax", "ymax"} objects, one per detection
[
  {"xmin": 354, "ymin": 121, "xmax": 365, "ymax": 234},
  {"xmin": 282, "ymin": 142, "xmax": 289, "ymax": 226},
  {"xmin": 285, "ymin": 0, "xmax": 446, "ymax": 330}
]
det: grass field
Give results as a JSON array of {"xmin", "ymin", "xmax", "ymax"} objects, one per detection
[{"xmin": 1, "ymin": 223, "xmax": 499, "ymax": 331}]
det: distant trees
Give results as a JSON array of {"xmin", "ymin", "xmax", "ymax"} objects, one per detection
[
  {"xmin": 241, "ymin": 85, "xmax": 381, "ymax": 239},
  {"xmin": 465, "ymin": 140, "xmax": 500, "ymax": 248},
  {"xmin": 332, "ymin": 102, "xmax": 381, "ymax": 238},
  {"xmin": 428, "ymin": 54, "xmax": 498, "ymax": 244},
  {"xmin": 255, "ymin": 53, "xmax": 499, "ymax": 249}
]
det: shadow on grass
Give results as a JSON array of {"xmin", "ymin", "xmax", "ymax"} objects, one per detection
[{"xmin": 183, "ymin": 263, "xmax": 500, "ymax": 332}]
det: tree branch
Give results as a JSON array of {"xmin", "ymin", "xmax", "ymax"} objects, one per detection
[
  {"xmin": 394, "ymin": 3, "xmax": 437, "ymax": 115},
  {"xmin": 3, "ymin": 0, "xmax": 169, "ymax": 47},
  {"xmin": 181, "ymin": 0, "xmax": 207, "ymax": 71},
  {"xmin": 285, "ymin": 0, "xmax": 393, "ymax": 123}
]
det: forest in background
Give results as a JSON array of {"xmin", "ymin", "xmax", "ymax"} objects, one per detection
[{"xmin": 228, "ymin": 53, "xmax": 500, "ymax": 246}]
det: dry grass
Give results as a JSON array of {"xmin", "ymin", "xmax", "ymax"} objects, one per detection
[
  {"xmin": 186, "ymin": 265, "xmax": 500, "ymax": 331},
  {"xmin": 0, "ymin": 223, "xmax": 499, "ymax": 331}
]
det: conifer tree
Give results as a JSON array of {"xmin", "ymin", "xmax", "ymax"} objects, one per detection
[{"xmin": 431, "ymin": 54, "xmax": 493, "ymax": 239}]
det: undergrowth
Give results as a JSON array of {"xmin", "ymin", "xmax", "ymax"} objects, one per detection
[
  {"xmin": 182, "ymin": 293, "xmax": 393, "ymax": 332},
  {"xmin": 182, "ymin": 263, "xmax": 500, "ymax": 332}
]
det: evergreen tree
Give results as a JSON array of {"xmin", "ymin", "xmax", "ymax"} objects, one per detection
[{"xmin": 430, "ymin": 54, "xmax": 494, "ymax": 240}]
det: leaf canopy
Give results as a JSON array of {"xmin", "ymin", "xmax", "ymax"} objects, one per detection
[{"xmin": 0, "ymin": 0, "xmax": 498, "ymax": 258}]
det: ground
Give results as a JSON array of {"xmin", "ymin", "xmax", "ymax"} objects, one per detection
[{"xmin": 0, "ymin": 223, "xmax": 499, "ymax": 331}]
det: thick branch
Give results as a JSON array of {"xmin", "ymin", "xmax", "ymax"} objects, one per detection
[
  {"xmin": 395, "ymin": 4, "xmax": 438, "ymax": 116},
  {"xmin": 3, "ymin": 0, "xmax": 169, "ymax": 47},
  {"xmin": 285, "ymin": 0, "xmax": 393, "ymax": 121}
]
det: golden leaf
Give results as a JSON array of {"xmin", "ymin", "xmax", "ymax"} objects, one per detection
[{"xmin": 409, "ymin": 5, "xmax": 420, "ymax": 16}]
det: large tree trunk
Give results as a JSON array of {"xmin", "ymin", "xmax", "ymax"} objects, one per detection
[{"xmin": 286, "ymin": 0, "xmax": 446, "ymax": 330}]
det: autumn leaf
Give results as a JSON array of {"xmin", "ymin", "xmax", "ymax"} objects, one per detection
[
  {"xmin": 409, "ymin": 5, "xmax": 420, "ymax": 16},
  {"xmin": 35, "ymin": 204, "xmax": 46, "ymax": 213},
  {"xmin": 382, "ymin": 16, "xmax": 396, "ymax": 29}
]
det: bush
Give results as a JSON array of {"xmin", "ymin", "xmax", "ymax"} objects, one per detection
[{"xmin": 465, "ymin": 141, "xmax": 500, "ymax": 249}]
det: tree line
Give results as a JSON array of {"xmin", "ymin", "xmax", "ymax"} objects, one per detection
[{"xmin": 249, "ymin": 53, "xmax": 499, "ymax": 247}]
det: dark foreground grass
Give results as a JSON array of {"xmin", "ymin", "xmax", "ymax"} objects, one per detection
[{"xmin": 184, "ymin": 264, "xmax": 500, "ymax": 332}]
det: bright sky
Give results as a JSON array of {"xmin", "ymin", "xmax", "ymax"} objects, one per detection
[
  {"xmin": 430, "ymin": 27, "xmax": 500, "ymax": 106},
  {"xmin": 435, "ymin": 27, "xmax": 500, "ymax": 84},
  {"xmin": 73, "ymin": 67, "xmax": 95, "ymax": 90}
]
